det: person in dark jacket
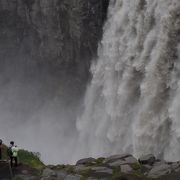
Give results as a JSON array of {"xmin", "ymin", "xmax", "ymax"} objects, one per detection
[{"xmin": 0, "ymin": 139, "xmax": 2, "ymax": 160}]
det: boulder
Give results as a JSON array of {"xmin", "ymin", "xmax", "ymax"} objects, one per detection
[
  {"xmin": 41, "ymin": 168, "xmax": 57, "ymax": 179},
  {"xmin": 168, "ymin": 162, "xmax": 180, "ymax": 172},
  {"xmin": 0, "ymin": 160, "xmax": 12, "ymax": 180},
  {"xmin": 120, "ymin": 165, "xmax": 133, "ymax": 173},
  {"xmin": 124, "ymin": 156, "xmax": 138, "ymax": 164},
  {"xmin": 56, "ymin": 170, "xmax": 68, "ymax": 179},
  {"xmin": 138, "ymin": 154, "xmax": 156, "ymax": 165},
  {"xmin": 15, "ymin": 175, "xmax": 38, "ymax": 180},
  {"xmin": 109, "ymin": 159, "xmax": 127, "ymax": 167},
  {"xmin": 148, "ymin": 163, "xmax": 172, "ymax": 178},
  {"xmin": 90, "ymin": 166, "xmax": 113, "ymax": 178},
  {"xmin": 74, "ymin": 165, "xmax": 90, "ymax": 173},
  {"xmin": 104, "ymin": 154, "xmax": 132, "ymax": 164},
  {"xmin": 76, "ymin": 158, "xmax": 96, "ymax": 165},
  {"xmin": 64, "ymin": 174, "xmax": 82, "ymax": 180},
  {"xmin": 108, "ymin": 156, "xmax": 138, "ymax": 167},
  {"xmin": 141, "ymin": 164, "xmax": 152, "ymax": 174}
]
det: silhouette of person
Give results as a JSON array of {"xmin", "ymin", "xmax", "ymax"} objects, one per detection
[{"xmin": 0, "ymin": 139, "xmax": 2, "ymax": 160}]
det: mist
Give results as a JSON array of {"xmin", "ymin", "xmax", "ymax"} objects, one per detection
[{"xmin": 0, "ymin": 57, "xmax": 84, "ymax": 164}]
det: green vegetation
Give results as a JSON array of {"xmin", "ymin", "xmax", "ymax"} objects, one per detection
[
  {"xmin": 130, "ymin": 163, "xmax": 141, "ymax": 170},
  {"xmin": 95, "ymin": 157, "xmax": 105, "ymax": 165},
  {"xmin": 64, "ymin": 165, "xmax": 75, "ymax": 174},
  {"xmin": 1, "ymin": 144, "xmax": 8, "ymax": 159},
  {"xmin": 18, "ymin": 149, "xmax": 44, "ymax": 169},
  {"xmin": 111, "ymin": 167, "xmax": 122, "ymax": 180},
  {"xmin": 1, "ymin": 144, "xmax": 44, "ymax": 169}
]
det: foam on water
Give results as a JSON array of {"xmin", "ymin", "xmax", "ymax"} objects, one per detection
[{"xmin": 75, "ymin": 0, "xmax": 180, "ymax": 161}]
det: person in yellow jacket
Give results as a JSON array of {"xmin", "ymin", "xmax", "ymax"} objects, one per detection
[
  {"xmin": 11, "ymin": 146, "xmax": 19, "ymax": 167},
  {"xmin": 9, "ymin": 142, "xmax": 19, "ymax": 167}
]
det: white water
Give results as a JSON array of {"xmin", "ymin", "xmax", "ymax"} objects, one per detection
[{"xmin": 76, "ymin": 0, "xmax": 180, "ymax": 161}]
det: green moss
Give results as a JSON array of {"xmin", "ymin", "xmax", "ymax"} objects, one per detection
[
  {"xmin": 130, "ymin": 169, "xmax": 146, "ymax": 178},
  {"xmin": 1, "ymin": 144, "xmax": 44, "ymax": 169},
  {"xmin": 130, "ymin": 163, "xmax": 141, "ymax": 170},
  {"xmin": 111, "ymin": 167, "xmax": 122, "ymax": 180},
  {"xmin": 79, "ymin": 168, "xmax": 91, "ymax": 176},
  {"xmin": 18, "ymin": 149, "xmax": 44, "ymax": 169},
  {"xmin": 1, "ymin": 144, "xmax": 8, "ymax": 160},
  {"xmin": 95, "ymin": 157, "xmax": 105, "ymax": 165},
  {"xmin": 64, "ymin": 165, "xmax": 75, "ymax": 174},
  {"xmin": 85, "ymin": 161, "xmax": 95, "ymax": 167},
  {"xmin": 12, "ymin": 176, "xmax": 24, "ymax": 180}
]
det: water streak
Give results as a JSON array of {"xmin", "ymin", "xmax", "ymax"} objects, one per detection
[{"xmin": 76, "ymin": 0, "xmax": 180, "ymax": 161}]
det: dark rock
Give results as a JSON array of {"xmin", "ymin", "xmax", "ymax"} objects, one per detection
[
  {"xmin": 104, "ymin": 154, "xmax": 132, "ymax": 164},
  {"xmin": 0, "ymin": 0, "xmax": 110, "ymax": 79},
  {"xmin": 64, "ymin": 174, "xmax": 82, "ymax": 180},
  {"xmin": 74, "ymin": 165, "xmax": 90, "ymax": 173},
  {"xmin": 0, "ymin": 160, "xmax": 12, "ymax": 180},
  {"xmin": 90, "ymin": 166, "xmax": 113, "ymax": 178},
  {"xmin": 148, "ymin": 163, "xmax": 172, "ymax": 178},
  {"xmin": 41, "ymin": 168, "xmax": 57, "ymax": 179},
  {"xmin": 138, "ymin": 154, "xmax": 156, "ymax": 165},
  {"xmin": 56, "ymin": 170, "xmax": 68, "ymax": 179},
  {"xmin": 120, "ymin": 164, "xmax": 133, "ymax": 173},
  {"xmin": 76, "ymin": 157, "xmax": 96, "ymax": 165},
  {"xmin": 108, "ymin": 155, "xmax": 138, "ymax": 167}
]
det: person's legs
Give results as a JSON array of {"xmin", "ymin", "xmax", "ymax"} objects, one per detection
[
  {"xmin": 10, "ymin": 156, "xmax": 13, "ymax": 167},
  {"xmin": 0, "ymin": 148, "xmax": 2, "ymax": 160},
  {"xmin": 14, "ymin": 157, "xmax": 18, "ymax": 167}
]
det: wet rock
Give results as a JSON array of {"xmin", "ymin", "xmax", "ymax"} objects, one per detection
[
  {"xmin": 74, "ymin": 165, "xmax": 90, "ymax": 173},
  {"xmin": 124, "ymin": 156, "xmax": 138, "ymax": 164},
  {"xmin": 108, "ymin": 156, "xmax": 138, "ymax": 167},
  {"xmin": 120, "ymin": 164, "xmax": 133, "ymax": 173},
  {"xmin": 16, "ymin": 175, "xmax": 39, "ymax": 180},
  {"xmin": 56, "ymin": 170, "xmax": 68, "ymax": 179},
  {"xmin": 141, "ymin": 164, "xmax": 152, "ymax": 174},
  {"xmin": 138, "ymin": 154, "xmax": 156, "ymax": 165},
  {"xmin": 104, "ymin": 154, "xmax": 132, "ymax": 164},
  {"xmin": 76, "ymin": 157, "xmax": 96, "ymax": 165},
  {"xmin": 170, "ymin": 162, "xmax": 180, "ymax": 172},
  {"xmin": 41, "ymin": 168, "xmax": 57, "ymax": 179},
  {"xmin": 90, "ymin": 166, "xmax": 113, "ymax": 178},
  {"xmin": 64, "ymin": 174, "xmax": 82, "ymax": 180},
  {"xmin": 148, "ymin": 163, "xmax": 172, "ymax": 178},
  {"xmin": 109, "ymin": 159, "xmax": 127, "ymax": 167}
]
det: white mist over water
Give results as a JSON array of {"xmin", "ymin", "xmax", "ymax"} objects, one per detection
[{"xmin": 76, "ymin": 0, "xmax": 180, "ymax": 161}]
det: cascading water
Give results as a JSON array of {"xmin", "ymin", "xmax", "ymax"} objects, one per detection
[{"xmin": 76, "ymin": 0, "xmax": 180, "ymax": 161}]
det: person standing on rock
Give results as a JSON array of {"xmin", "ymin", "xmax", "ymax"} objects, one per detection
[
  {"xmin": 0, "ymin": 139, "xmax": 2, "ymax": 160},
  {"xmin": 11, "ymin": 145, "xmax": 18, "ymax": 167},
  {"xmin": 7, "ymin": 141, "xmax": 18, "ymax": 167}
]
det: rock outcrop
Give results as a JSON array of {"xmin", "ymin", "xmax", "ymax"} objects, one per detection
[
  {"xmin": 12, "ymin": 154, "xmax": 180, "ymax": 180},
  {"xmin": 0, "ymin": 0, "xmax": 109, "ymax": 79}
]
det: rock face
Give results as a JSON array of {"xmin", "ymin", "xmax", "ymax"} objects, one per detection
[
  {"xmin": 0, "ymin": 160, "xmax": 12, "ymax": 180},
  {"xmin": 0, "ymin": 0, "xmax": 109, "ymax": 79},
  {"xmin": 12, "ymin": 154, "xmax": 180, "ymax": 180},
  {"xmin": 76, "ymin": 157, "xmax": 96, "ymax": 165},
  {"xmin": 138, "ymin": 154, "xmax": 156, "ymax": 165}
]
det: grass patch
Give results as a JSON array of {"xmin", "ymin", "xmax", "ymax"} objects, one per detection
[
  {"xmin": 95, "ymin": 157, "xmax": 105, "ymax": 165},
  {"xmin": 18, "ymin": 149, "xmax": 44, "ymax": 169},
  {"xmin": 130, "ymin": 163, "xmax": 141, "ymax": 170},
  {"xmin": 64, "ymin": 165, "xmax": 75, "ymax": 174},
  {"xmin": 1, "ymin": 144, "xmax": 9, "ymax": 160}
]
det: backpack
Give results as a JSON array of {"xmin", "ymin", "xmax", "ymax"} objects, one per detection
[{"xmin": 7, "ymin": 146, "xmax": 13, "ymax": 157}]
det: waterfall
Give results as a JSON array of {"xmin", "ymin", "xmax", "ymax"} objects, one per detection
[{"xmin": 76, "ymin": 0, "xmax": 180, "ymax": 161}]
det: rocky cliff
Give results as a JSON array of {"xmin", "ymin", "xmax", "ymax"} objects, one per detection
[
  {"xmin": 0, "ymin": 0, "xmax": 109, "ymax": 79},
  {"xmin": 0, "ymin": 0, "xmax": 110, "ymax": 164}
]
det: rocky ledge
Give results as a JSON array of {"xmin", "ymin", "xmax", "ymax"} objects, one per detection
[{"xmin": 12, "ymin": 154, "xmax": 180, "ymax": 180}]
